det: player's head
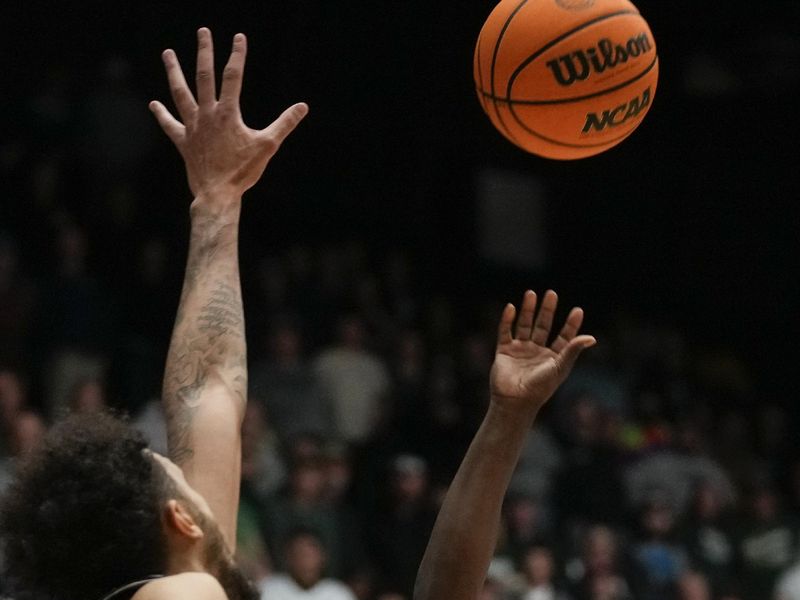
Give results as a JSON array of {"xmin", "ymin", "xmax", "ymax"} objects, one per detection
[{"xmin": 0, "ymin": 412, "xmax": 257, "ymax": 600}]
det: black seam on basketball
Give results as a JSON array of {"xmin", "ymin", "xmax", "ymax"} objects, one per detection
[
  {"xmin": 504, "ymin": 9, "xmax": 642, "ymax": 102},
  {"xmin": 478, "ymin": 54, "xmax": 658, "ymax": 105},
  {"xmin": 507, "ymin": 100, "xmax": 652, "ymax": 149},
  {"xmin": 475, "ymin": 32, "xmax": 489, "ymax": 113},
  {"xmin": 489, "ymin": 0, "xmax": 528, "ymax": 144}
]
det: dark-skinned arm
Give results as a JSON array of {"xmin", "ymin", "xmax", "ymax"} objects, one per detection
[{"xmin": 414, "ymin": 290, "xmax": 595, "ymax": 600}]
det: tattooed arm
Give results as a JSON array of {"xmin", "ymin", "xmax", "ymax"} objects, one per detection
[{"xmin": 150, "ymin": 28, "xmax": 307, "ymax": 549}]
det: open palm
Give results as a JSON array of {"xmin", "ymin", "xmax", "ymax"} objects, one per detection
[
  {"xmin": 490, "ymin": 290, "xmax": 595, "ymax": 413},
  {"xmin": 149, "ymin": 29, "xmax": 307, "ymax": 201}
]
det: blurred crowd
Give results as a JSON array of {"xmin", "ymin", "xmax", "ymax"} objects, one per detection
[
  {"xmin": 0, "ymin": 220, "xmax": 799, "ymax": 600},
  {"xmin": 0, "ymin": 42, "xmax": 798, "ymax": 600}
]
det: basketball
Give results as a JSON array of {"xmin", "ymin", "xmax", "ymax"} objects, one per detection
[{"xmin": 474, "ymin": 0, "xmax": 659, "ymax": 160}]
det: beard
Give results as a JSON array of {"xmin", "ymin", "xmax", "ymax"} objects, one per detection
[{"xmin": 196, "ymin": 511, "xmax": 259, "ymax": 600}]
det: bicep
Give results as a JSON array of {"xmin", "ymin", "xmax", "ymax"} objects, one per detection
[{"xmin": 173, "ymin": 383, "xmax": 243, "ymax": 551}]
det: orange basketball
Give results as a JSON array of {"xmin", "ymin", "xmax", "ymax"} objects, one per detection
[{"xmin": 474, "ymin": 0, "xmax": 659, "ymax": 160}]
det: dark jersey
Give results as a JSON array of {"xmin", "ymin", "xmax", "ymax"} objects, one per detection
[{"xmin": 99, "ymin": 576, "xmax": 164, "ymax": 600}]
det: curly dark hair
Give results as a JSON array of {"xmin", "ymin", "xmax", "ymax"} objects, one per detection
[{"xmin": 0, "ymin": 412, "xmax": 175, "ymax": 600}]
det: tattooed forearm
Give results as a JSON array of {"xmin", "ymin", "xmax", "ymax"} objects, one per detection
[
  {"xmin": 198, "ymin": 281, "xmax": 243, "ymax": 343},
  {"xmin": 161, "ymin": 218, "xmax": 247, "ymax": 466}
]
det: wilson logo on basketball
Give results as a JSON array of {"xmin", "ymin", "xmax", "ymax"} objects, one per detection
[
  {"xmin": 546, "ymin": 33, "xmax": 653, "ymax": 86},
  {"xmin": 582, "ymin": 87, "xmax": 651, "ymax": 133}
]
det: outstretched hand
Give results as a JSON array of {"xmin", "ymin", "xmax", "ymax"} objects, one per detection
[
  {"xmin": 490, "ymin": 290, "xmax": 595, "ymax": 415},
  {"xmin": 149, "ymin": 28, "xmax": 308, "ymax": 202}
]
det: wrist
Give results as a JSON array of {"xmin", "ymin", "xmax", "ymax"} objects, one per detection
[
  {"xmin": 190, "ymin": 192, "xmax": 242, "ymax": 222},
  {"xmin": 486, "ymin": 396, "xmax": 540, "ymax": 429}
]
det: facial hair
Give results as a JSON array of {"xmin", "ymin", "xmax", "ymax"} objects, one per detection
[{"xmin": 197, "ymin": 512, "xmax": 259, "ymax": 600}]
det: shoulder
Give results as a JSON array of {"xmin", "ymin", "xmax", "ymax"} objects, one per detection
[{"xmin": 132, "ymin": 573, "xmax": 228, "ymax": 600}]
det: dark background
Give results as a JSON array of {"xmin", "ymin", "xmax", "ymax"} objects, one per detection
[{"xmin": 2, "ymin": 0, "xmax": 798, "ymax": 399}]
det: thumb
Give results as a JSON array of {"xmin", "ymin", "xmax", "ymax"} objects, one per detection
[
  {"xmin": 259, "ymin": 102, "xmax": 309, "ymax": 149},
  {"xmin": 556, "ymin": 335, "xmax": 596, "ymax": 378}
]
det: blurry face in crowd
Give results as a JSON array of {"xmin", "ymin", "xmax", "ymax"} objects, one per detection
[
  {"xmin": 394, "ymin": 471, "xmax": 426, "ymax": 503},
  {"xmin": 585, "ymin": 526, "xmax": 617, "ymax": 575},
  {"xmin": 752, "ymin": 488, "xmax": 778, "ymax": 521},
  {"xmin": 678, "ymin": 572, "xmax": 711, "ymax": 600},
  {"xmin": 590, "ymin": 574, "xmax": 627, "ymax": 600},
  {"xmin": 391, "ymin": 457, "xmax": 428, "ymax": 505},
  {"xmin": 291, "ymin": 462, "xmax": 327, "ymax": 503},
  {"xmin": 506, "ymin": 496, "xmax": 540, "ymax": 535},
  {"xmin": 523, "ymin": 546, "xmax": 554, "ymax": 586},
  {"xmin": 642, "ymin": 502, "xmax": 675, "ymax": 537},
  {"xmin": 286, "ymin": 534, "xmax": 326, "ymax": 589},
  {"xmin": 325, "ymin": 451, "xmax": 352, "ymax": 501},
  {"xmin": 693, "ymin": 483, "xmax": 721, "ymax": 520},
  {"xmin": 70, "ymin": 379, "xmax": 106, "ymax": 413},
  {"xmin": 12, "ymin": 412, "xmax": 45, "ymax": 456}
]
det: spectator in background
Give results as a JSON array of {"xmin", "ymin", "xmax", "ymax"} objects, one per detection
[
  {"xmin": 323, "ymin": 443, "xmax": 354, "ymax": 507},
  {"xmin": 369, "ymin": 454, "xmax": 436, "ymax": 598},
  {"xmin": 313, "ymin": 315, "xmax": 391, "ymax": 446},
  {"xmin": 520, "ymin": 545, "xmax": 570, "ymax": 600},
  {"xmin": 503, "ymin": 493, "xmax": 553, "ymax": 563},
  {"xmin": 252, "ymin": 316, "xmax": 332, "ymax": 443},
  {"xmin": 236, "ymin": 402, "xmax": 285, "ymax": 585},
  {"xmin": 389, "ymin": 329, "xmax": 428, "ymax": 450},
  {"xmin": 510, "ymin": 424, "xmax": 563, "ymax": 513},
  {"xmin": 630, "ymin": 494, "xmax": 689, "ymax": 600},
  {"xmin": 737, "ymin": 482, "xmax": 799, "ymax": 599},
  {"xmin": 566, "ymin": 525, "xmax": 633, "ymax": 600},
  {"xmin": 776, "ymin": 561, "xmax": 800, "ymax": 600},
  {"xmin": 677, "ymin": 572, "xmax": 712, "ymax": 600},
  {"xmin": 681, "ymin": 481, "xmax": 737, "ymax": 597},
  {"xmin": 260, "ymin": 528, "xmax": 356, "ymax": 600},
  {"xmin": 241, "ymin": 401, "xmax": 287, "ymax": 503},
  {"xmin": 0, "ymin": 410, "xmax": 46, "ymax": 495},
  {"xmin": 67, "ymin": 377, "xmax": 106, "ymax": 414},
  {"xmin": 625, "ymin": 418, "xmax": 735, "ymax": 517},
  {"xmin": 110, "ymin": 238, "xmax": 176, "ymax": 415},
  {"xmin": 38, "ymin": 220, "xmax": 115, "ymax": 417},
  {"xmin": 556, "ymin": 394, "xmax": 625, "ymax": 529},
  {"xmin": 264, "ymin": 451, "xmax": 363, "ymax": 580}
]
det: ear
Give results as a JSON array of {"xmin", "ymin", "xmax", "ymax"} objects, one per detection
[{"xmin": 164, "ymin": 499, "xmax": 204, "ymax": 541}]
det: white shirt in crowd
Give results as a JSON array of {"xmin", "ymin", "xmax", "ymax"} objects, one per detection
[
  {"xmin": 523, "ymin": 584, "xmax": 563, "ymax": 600},
  {"xmin": 312, "ymin": 348, "xmax": 390, "ymax": 444},
  {"xmin": 260, "ymin": 574, "xmax": 356, "ymax": 600},
  {"xmin": 776, "ymin": 564, "xmax": 800, "ymax": 600}
]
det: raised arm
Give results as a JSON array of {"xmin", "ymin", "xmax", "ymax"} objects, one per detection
[
  {"xmin": 150, "ymin": 28, "xmax": 307, "ymax": 550},
  {"xmin": 414, "ymin": 290, "xmax": 595, "ymax": 600}
]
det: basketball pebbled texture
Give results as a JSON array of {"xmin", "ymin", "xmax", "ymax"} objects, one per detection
[{"xmin": 474, "ymin": 0, "xmax": 659, "ymax": 160}]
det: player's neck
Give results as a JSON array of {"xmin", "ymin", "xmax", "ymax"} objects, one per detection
[{"xmin": 164, "ymin": 541, "xmax": 208, "ymax": 576}]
